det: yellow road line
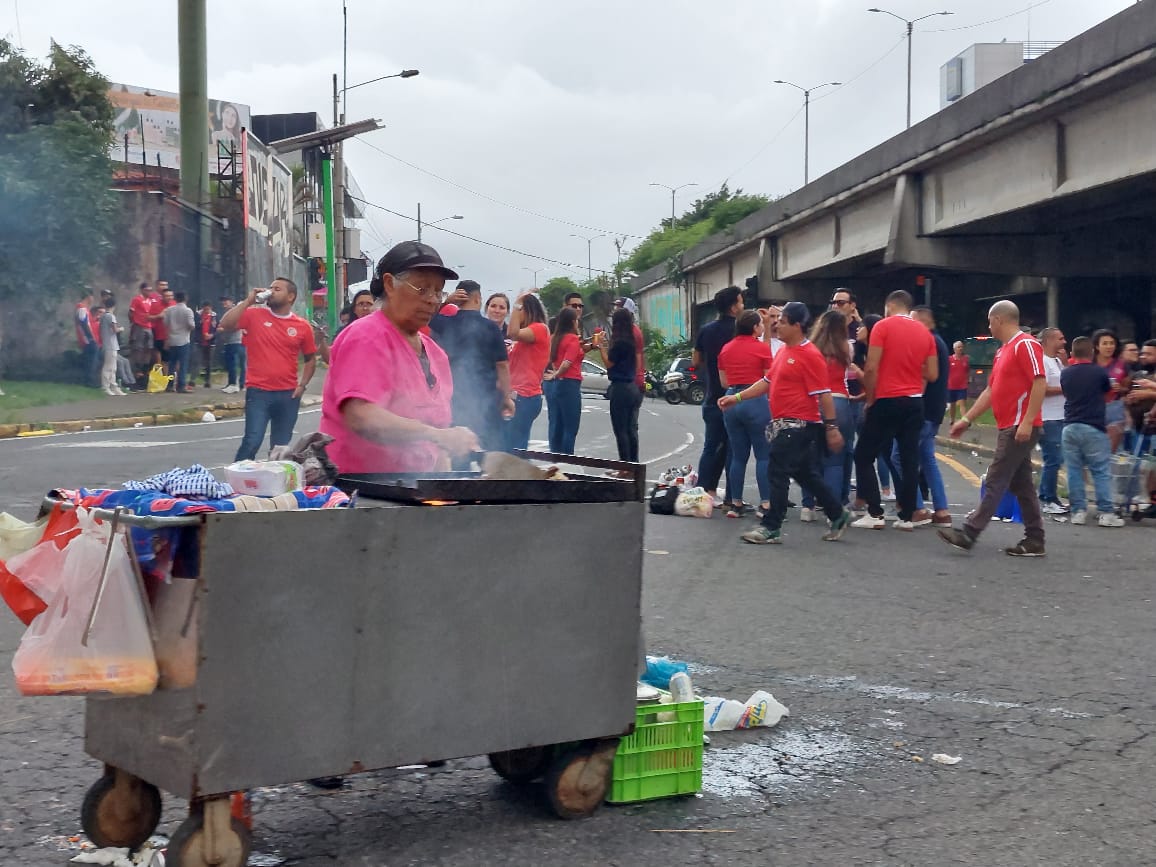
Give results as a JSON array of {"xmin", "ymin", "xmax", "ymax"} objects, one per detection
[{"xmin": 936, "ymin": 451, "xmax": 981, "ymax": 487}]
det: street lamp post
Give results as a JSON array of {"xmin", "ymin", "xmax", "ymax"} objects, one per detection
[
  {"xmin": 868, "ymin": 7, "xmax": 952, "ymax": 129},
  {"xmin": 773, "ymin": 79, "xmax": 840, "ymax": 185},
  {"xmin": 522, "ymin": 266, "xmax": 542, "ymax": 288},
  {"xmin": 416, "ymin": 204, "xmax": 463, "ymax": 242},
  {"xmin": 648, "ymin": 182, "xmax": 697, "ymax": 233},
  {"xmin": 571, "ymin": 234, "xmax": 605, "ymax": 283}
]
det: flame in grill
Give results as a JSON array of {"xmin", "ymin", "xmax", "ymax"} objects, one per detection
[{"xmin": 422, "ymin": 499, "xmax": 458, "ymax": 506}]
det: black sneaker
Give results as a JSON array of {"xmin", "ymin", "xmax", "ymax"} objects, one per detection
[
  {"xmin": 1004, "ymin": 538, "xmax": 1045, "ymax": 557},
  {"xmin": 937, "ymin": 527, "xmax": 976, "ymax": 551}
]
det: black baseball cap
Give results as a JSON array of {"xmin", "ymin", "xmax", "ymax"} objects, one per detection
[
  {"xmin": 374, "ymin": 241, "xmax": 459, "ymax": 282},
  {"xmin": 781, "ymin": 301, "xmax": 812, "ymax": 328}
]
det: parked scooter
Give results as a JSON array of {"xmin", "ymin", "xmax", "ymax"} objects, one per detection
[
  {"xmin": 662, "ymin": 358, "xmax": 706, "ymax": 406},
  {"xmin": 644, "ymin": 370, "xmax": 668, "ymax": 401}
]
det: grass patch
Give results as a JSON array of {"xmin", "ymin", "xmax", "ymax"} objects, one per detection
[{"xmin": 0, "ymin": 380, "xmax": 102, "ymax": 423}]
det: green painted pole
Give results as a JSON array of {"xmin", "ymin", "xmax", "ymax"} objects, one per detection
[
  {"xmin": 321, "ymin": 150, "xmax": 338, "ymax": 335},
  {"xmin": 177, "ymin": 0, "xmax": 208, "ymax": 206}
]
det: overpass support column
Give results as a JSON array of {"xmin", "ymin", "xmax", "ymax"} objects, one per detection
[{"xmin": 1046, "ymin": 279, "xmax": 1059, "ymax": 326}]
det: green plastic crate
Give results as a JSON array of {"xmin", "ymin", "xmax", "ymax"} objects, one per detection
[{"xmin": 607, "ymin": 699, "xmax": 704, "ymax": 803}]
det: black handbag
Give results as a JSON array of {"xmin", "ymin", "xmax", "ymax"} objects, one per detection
[{"xmin": 648, "ymin": 484, "xmax": 680, "ymax": 515}]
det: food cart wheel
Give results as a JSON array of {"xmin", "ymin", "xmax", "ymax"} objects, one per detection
[
  {"xmin": 80, "ymin": 767, "xmax": 162, "ymax": 850},
  {"xmin": 488, "ymin": 746, "xmax": 554, "ymax": 784},
  {"xmin": 167, "ymin": 800, "xmax": 251, "ymax": 867},
  {"xmin": 544, "ymin": 738, "xmax": 620, "ymax": 820}
]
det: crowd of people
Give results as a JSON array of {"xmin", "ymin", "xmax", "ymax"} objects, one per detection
[{"xmin": 691, "ymin": 284, "xmax": 1156, "ymax": 555}]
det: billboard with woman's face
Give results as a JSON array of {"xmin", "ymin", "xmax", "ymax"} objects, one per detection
[{"xmin": 108, "ymin": 83, "xmax": 251, "ymax": 173}]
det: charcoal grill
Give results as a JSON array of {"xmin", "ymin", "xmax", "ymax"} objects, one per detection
[{"xmin": 336, "ymin": 450, "xmax": 646, "ymax": 504}]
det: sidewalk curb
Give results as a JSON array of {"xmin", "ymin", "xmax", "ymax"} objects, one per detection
[
  {"xmin": 936, "ymin": 430, "xmax": 1043, "ymax": 469},
  {"xmin": 0, "ymin": 396, "xmax": 321, "ymax": 440}
]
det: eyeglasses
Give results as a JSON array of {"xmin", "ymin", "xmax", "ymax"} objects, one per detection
[
  {"xmin": 568, "ymin": 302, "xmax": 584, "ymax": 309},
  {"xmin": 397, "ymin": 278, "xmax": 445, "ymax": 303},
  {"xmin": 830, "ymin": 299, "xmax": 850, "ymax": 307}
]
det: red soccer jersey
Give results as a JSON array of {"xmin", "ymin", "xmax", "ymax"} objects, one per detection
[
  {"xmin": 718, "ymin": 335, "xmax": 773, "ymax": 386},
  {"xmin": 509, "ymin": 322, "xmax": 550, "ymax": 397},
  {"xmin": 129, "ymin": 294, "xmax": 153, "ymax": 329},
  {"xmin": 768, "ymin": 340, "xmax": 830, "ymax": 423},
  {"xmin": 150, "ymin": 297, "xmax": 172, "ymax": 342},
  {"xmin": 947, "ymin": 354, "xmax": 970, "ymax": 390},
  {"xmin": 553, "ymin": 333, "xmax": 585, "ymax": 381},
  {"xmin": 870, "ymin": 314, "xmax": 935, "ymax": 399},
  {"xmin": 826, "ymin": 355, "xmax": 849, "ymax": 396},
  {"xmin": 989, "ymin": 331, "xmax": 1045, "ymax": 428},
  {"xmin": 238, "ymin": 306, "xmax": 317, "ymax": 392}
]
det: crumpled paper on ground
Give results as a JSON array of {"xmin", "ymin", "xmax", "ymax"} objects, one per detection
[{"xmin": 71, "ymin": 840, "xmax": 164, "ymax": 866}]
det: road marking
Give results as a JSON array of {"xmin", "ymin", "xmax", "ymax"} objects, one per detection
[
  {"xmin": 643, "ymin": 432, "xmax": 695, "ymax": 467},
  {"xmin": 55, "ymin": 441, "xmax": 184, "ymax": 448},
  {"xmin": 0, "ymin": 408, "xmax": 321, "ymax": 444},
  {"xmin": 937, "ymin": 451, "xmax": 981, "ymax": 487}
]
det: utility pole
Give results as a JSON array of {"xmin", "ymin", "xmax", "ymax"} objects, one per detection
[
  {"xmin": 773, "ymin": 79, "xmax": 839, "ymax": 185},
  {"xmin": 332, "ymin": 74, "xmax": 345, "ymax": 306},
  {"xmin": 177, "ymin": 0, "xmax": 208, "ymax": 207},
  {"xmin": 648, "ymin": 182, "xmax": 697, "ymax": 232},
  {"xmin": 868, "ymin": 8, "xmax": 953, "ymax": 129},
  {"xmin": 417, "ymin": 202, "xmax": 422, "ymax": 241},
  {"xmin": 571, "ymin": 234, "xmax": 604, "ymax": 283}
]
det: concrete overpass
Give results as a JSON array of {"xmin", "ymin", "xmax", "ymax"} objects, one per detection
[{"xmin": 632, "ymin": 1, "xmax": 1156, "ymax": 342}]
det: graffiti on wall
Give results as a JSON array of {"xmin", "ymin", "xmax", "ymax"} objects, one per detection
[{"xmin": 641, "ymin": 290, "xmax": 686, "ymax": 342}]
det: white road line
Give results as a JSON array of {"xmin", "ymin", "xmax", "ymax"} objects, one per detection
[
  {"xmin": 0, "ymin": 408, "xmax": 321, "ymax": 445},
  {"xmin": 642, "ymin": 432, "xmax": 695, "ymax": 467}
]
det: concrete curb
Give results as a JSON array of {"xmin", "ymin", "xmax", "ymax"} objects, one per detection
[{"xmin": 0, "ymin": 396, "xmax": 321, "ymax": 440}]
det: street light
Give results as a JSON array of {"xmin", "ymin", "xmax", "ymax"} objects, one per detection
[
  {"xmin": 772, "ymin": 80, "xmax": 840, "ymax": 185},
  {"xmin": 648, "ymin": 182, "xmax": 697, "ymax": 233},
  {"xmin": 571, "ymin": 234, "xmax": 605, "ymax": 282},
  {"xmin": 416, "ymin": 204, "xmax": 463, "ymax": 242},
  {"xmin": 522, "ymin": 266, "xmax": 543, "ymax": 288},
  {"xmin": 868, "ymin": 7, "xmax": 952, "ymax": 129}
]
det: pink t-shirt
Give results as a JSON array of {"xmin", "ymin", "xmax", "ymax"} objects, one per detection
[{"xmin": 320, "ymin": 312, "xmax": 453, "ymax": 473}]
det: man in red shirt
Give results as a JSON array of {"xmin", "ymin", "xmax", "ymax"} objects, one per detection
[
  {"xmin": 128, "ymin": 282, "xmax": 156, "ymax": 390},
  {"xmin": 947, "ymin": 340, "xmax": 970, "ymax": 423},
  {"xmin": 149, "ymin": 283, "xmax": 174, "ymax": 373},
  {"xmin": 719, "ymin": 302, "xmax": 852, "ymax": 545},
  {"xmin": 219, "ymin": 277, "xmax": 318, "ymax": 461},
  {"xmin": 939, "ymin": 300, "xmax": 1047, "ymax": 557},
  {"xmin": 852, "ymin": 290, "xmax": 938, "ymax": 530}
]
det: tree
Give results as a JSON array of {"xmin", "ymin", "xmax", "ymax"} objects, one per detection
[
  {"xmin": 0, "ymin": 40, "xmax": 118, "ymax": 312},
  {"xmin": 625, "ymin": 184, "xmax": 772, "ymax": 275},
  {"xmin": 538, "ymin": 276, "xmax": 580, "ymax": 317}
]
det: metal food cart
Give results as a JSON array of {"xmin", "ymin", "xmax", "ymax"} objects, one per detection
[{"xmin": 72, "ymin": 452, "xmax": 646, "ymax": 867}]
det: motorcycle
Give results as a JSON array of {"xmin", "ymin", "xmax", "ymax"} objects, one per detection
[
  {"xmin": 662, "ymin": 361, "xmax": 706, "ymax": 406},
  {"xmin": 644, "ymin": 370, "xmax": 668, "ymax": 401}
]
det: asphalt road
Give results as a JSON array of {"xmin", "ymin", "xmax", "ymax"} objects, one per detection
[{"xmin": 2, "ymin": 399, "xmax": 1154, "ymax": 866}]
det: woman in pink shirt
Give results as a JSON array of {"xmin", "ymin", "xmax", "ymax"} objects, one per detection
[
  {"xmin": 543, "ymin": 306, "xmax": 584, "ymax": 454},
  {"xmin": 320, "ymin": 242, "xmax": 480, "ymax": 473}
]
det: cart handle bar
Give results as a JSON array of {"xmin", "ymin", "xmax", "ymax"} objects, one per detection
[{"xmin": 43, "ymin": 496, "xmax": 204, "ymax": 529}]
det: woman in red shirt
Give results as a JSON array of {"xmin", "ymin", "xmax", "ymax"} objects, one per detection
[
  {"xmin": 1093, "ymin": 329, "xmax": 1128, "ymax": 452},
  {"xmin": 800, "ymin": 310, "xmax": 855, "ymax": 520},
  {"xmin": 718, "ymin": 311, "xmax": 773, "ymax": 517},
  {"xmin": 543, "ymin": 306, "xmax": 584, "ymax": 454},
  {"xmin": 504, "ymin": 293, "xmax": 550, "ymax": 451}
]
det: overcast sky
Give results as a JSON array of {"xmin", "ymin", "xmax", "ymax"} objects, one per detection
[{"xmin": 5, "ymin": 0, "xmax": 1138, "ymax": 291}]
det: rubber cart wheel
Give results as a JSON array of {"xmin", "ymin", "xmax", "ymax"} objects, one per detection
[
  {"xmin": 167, "ymin": 810, "xmax": 252, "ymax": 867},
  {"xmin": 544, "ymin": 739, "xmax": 619, "ymax": 820},
  {"xmin": 488, "ymin": 746, "xmax": 553, "ymax": 784},
  {"xmin": 80, "ymin": 769, "xmax": 162, "ymax": 850}
]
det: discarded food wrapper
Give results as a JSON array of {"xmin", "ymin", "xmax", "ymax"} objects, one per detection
[
  {"xmin": 703, "ymin": 690, "xmax": 789, "ymax": 732},
  {"xmin": 70, "ymin": 836, "xmax": 166, "ymax": 865},
  {"xmin": 931, "ymin": 753, "xmax": 962, "ymax": 765},
  {"xmin": 201, "ymin": 411, "xmax": 216, "ymax": 423},
  {"xmin": 133, "ymin": 422, "xmax": 144, "ymax": 428}
]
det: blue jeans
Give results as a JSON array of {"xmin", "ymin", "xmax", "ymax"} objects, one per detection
[
  {"xmin": 82, "ymin": 341, "xmax": 100, "ymax": 387},
  {"xmin": 235, "ymin": 388, "xmax": 302, "ymax": 461},
  {"xmin": 546, "ymin": 378, "xmax": 581, "ymax": 454},
  {"xmin": 1062, "ymin": 422, "xmax": 1113, "ymax": 513},
  {"xmin": 1038, "ymin": 419, "xmax": 1064, "ymax": 504},
  {"xmin": 505, "ymin": 393, "xmax": 543, "ymax": 452},
  {"xmin": 722, "ymin": 388, "xmax": 770, "ymax": 505},
  {"xmin": 168, "ymin": 343, "xmax": 192, "ymax": 390},
  {"xmin": 223, "ymin": 343, "xmax": 246, "ymax": 388},
  {"xmin": 895, "ymin": 419, "xmax": 949, "ymax": 513},
  {"xmin": 803, "ymin": 396, "xmax": 855, "ymax": 509}
]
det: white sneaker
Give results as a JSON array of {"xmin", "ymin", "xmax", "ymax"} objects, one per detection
[
  {"xmin": 1070, "ymin": 511, "xmax": 1087, "ymax": 525},
  {"xmin": 852, "ymin": 514, "xmax": 887, "ymax": 530},
  {"xmin": 799, "ymin": 508, "xmax": 816, "ymax": 523},
  {"xmin": 222, "ymin": 384, "xmax": 239, "ymax": 394},
  {"xmin": 1098, "ymin": 513, "xmax": 1125, "ymax": 528},
  {"xmin": 113, "ymin": 387, "xmax": 127, "ymax": 396},
  {"xmin": 1041, "ymin": 501, "xmax": 1068, "ymax": 515},
  {"xmin": 104, "ymin": 388, "xmax": 116, "ymax": 396},
  {"xmin": 893, "ymin": 519, "xmax": 915, "ymax": 531},
  {"xmin": 881, "ymin": 489, "xmax": 896, "ymax": 501}
]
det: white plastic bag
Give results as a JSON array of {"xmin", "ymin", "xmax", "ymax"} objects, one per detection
[
  {"xmin": 703, "ymin": 691, "xmax": 791, "ymax": 731},
  {"xmin": 0, "ymin": 512, "xmax": 47, "ymax": 561},
  {"xmin": 12, "ymin": 509, "xmax": 158, "ymax": 696},
  {"xmin": 674, "ymin": 486, "xmax": 714, "ymax": 518}
]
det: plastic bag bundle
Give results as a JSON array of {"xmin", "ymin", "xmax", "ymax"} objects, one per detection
[
  {"xmin": 12, "ymin": 508, "xmax": 157, "ymax": 696},
  {"xmin": 146, "ymin": 364, "xmax": 172, "ymax": 393},
  {"xmin": 674, "ymin": 486, "xmax": 714, "ymax": 518}
]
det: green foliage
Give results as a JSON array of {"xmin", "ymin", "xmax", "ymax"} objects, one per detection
[
  {"xmin": 538, "ymin": 276, "xmax": 581, "ymax": 317},
  {"xmin": 0, "ymin": 40, "xmax": 118, "ymax": 310},
  {"xmin": 641, "ymin": 323, "xmax": 691, "ymax": 374},
  {"xmin": 626, "ymin": 184, "xmax": 772, "ymax": 275}
]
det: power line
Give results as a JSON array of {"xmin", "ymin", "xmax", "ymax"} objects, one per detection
[
  {"xmin": 353, "ymin": 137, "xmax": 645, "ymax": 240},
  {"xmin": 812, "ymin": 34, "xmax": 908, "ymax": 102},
  {"xmin": 719, "ymin": 104, "xmax": 805, "ymax": 187},
  {"xmin": 13, "ymin": 0, "xmax": 24, "ymax": 48},
  {"xmin": 925, "ymin": 0, "xmax": 1054, "ymax": 32},
  {"xmin": 349, "ymin": 194, "xmax": 614, "ymax": 276}
]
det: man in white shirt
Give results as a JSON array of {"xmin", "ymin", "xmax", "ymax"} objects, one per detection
[{"xmin": 1038, "ymin": 327, "xmax": 1067, "ymax": 513}]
